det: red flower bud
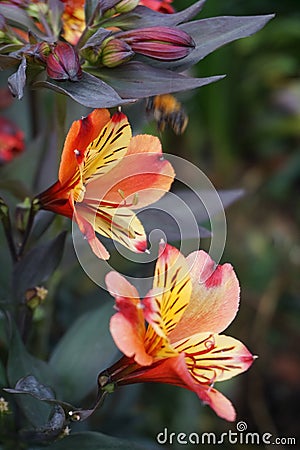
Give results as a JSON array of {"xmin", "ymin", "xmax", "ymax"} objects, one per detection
[
  {"xmin": 46, "ymin": 42, "xmax": 82, "ymax": 81},
  {"xmin": 117, "ymin": 26, "xmax": 194, "ymax": 61}
]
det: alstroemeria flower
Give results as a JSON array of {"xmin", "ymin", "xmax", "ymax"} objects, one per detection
[
  {"xmin": 101, "ymin": 244, "xmax": 255, "ymax": 420},
  {"xmin": 61, "ymin": 0, "xmax": 85, "ymax": 45},
  {"xmin": 139, "ymin": 0, "xmax": 174, "ymax": 14},
  {"xmin": 36, "ymin": 109, "xmax": 174, "ymax": 259}
]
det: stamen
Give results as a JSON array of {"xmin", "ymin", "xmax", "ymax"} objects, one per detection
[{"xmin": 74, "ymin": 149, "xmax": 80, "ymax": 156}]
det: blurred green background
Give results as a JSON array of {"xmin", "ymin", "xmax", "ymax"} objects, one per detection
[{"xmin": 1, "ymin": 0, "xmax": 300, "ymax": 448}]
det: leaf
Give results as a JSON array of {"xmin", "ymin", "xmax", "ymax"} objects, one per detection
[
  {"xmin": 13, "ymin": 231, "xmax": 67, "ymax": 302},
  {"xmin": 5, "ymin": 376, "xmax": 67, "ymax": 442},
  {"xmin": 81, "ymin": 28, "xmax": 112, "ymax": 50},
  {"xmin": 113, "ymin": 0, "xmax": 206, "ymax": 30},
  {"xmin": 33, "ymin": 72, "xmax": 136, "ymax": 108},
  {"xmin": 85, "ymin": 0, "xmax": 100, "ymax": 23},
  {"xmin": 138, "ymin": 188, "xmax": 244, "ymax": 242},
  {"xmin": 98, "ymin": 61, "xmax": 225, "ymax": 98},
  {"xmin": 0, "ymin": 54, "xmax": 20, "ymax": 70},
  {"xmin": 50, "ymin": 302, "xmax": 116, "ymax": 403},
  {"xmin": 39, "ymin": 431, "xmax": 147, "ymax": 450},
  {"xmin": 8, "ymin": 57, "xmax": 27, "ymax": 99},
  {"xmin": 0, "ymin": 4, "xmax": 47, "ymax": 38},
  {"xmin": 6, "ymin": 326, "xmax": 57, "ymax": 427},
  {"xmin": 0, "ymin": 358, "xmax": 7, "ymax": 388},
  {"xmin": 156, "ymin": 14, "xmax": 275, "ymax": 72}
]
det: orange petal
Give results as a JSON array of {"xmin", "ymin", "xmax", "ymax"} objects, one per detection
[
  {"xmin": 106, "ymin": 272, "xmax": 152, "ymax": 366},
  {"xmin": 169, "ymin": 251, "xmax": 240, "ymax": 342},
  {"xmin": 173, "ymin": 333, "xmax": 255, "ymax": 383},
  {"xmin": 194, "ymin": 385, "xmax": 236, "ymax": 422},
  {"xmin": 121, "ymin": 352, "xmax": 236, "ymax": 421},
  {"xmin": 85, "ymin": 135, "xmax": 175, "ymax": 209},
  {"xmin": 59, "ymin": 109, "xmax": 111, "ymax": 185}
]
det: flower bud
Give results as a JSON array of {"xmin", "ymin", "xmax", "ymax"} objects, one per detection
[
  {"xmin": 100, "ymin": 0, "xmax": 139, "ymax": 17},
  {"xmin": 101, "ymin": 38, "xmax": 134, "ymax": 67},
  {"xmin": 46, "ymin": 42, "xmax": 82, "ymax": 81},
  {"xmin": 25, "ymin": 286, "xmax": 48, "ymax": 310},
  {"xmin": 117, "ymin": 26, "xmax": 195, "ymax": 61}
]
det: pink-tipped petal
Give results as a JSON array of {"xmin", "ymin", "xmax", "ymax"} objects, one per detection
[
  {"xmin": 105, "ymin": 271, "xmax": 140, "ymax": 300},
  {"xmin": 110, "ymin": 313, "xmax": 153, "ymax": 366},
  {"xmin": 169, "ymin": 251, "xmax": 240, "ymax": 342}
]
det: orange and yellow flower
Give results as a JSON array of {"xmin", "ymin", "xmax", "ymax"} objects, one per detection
[
  {"xmin": 61, "ymin": 0, "xmax": 85, "ymax": 45},
  {"xmin": 101, "ymin": 243, "xmax": 255, "ymax": 420},
  {"xmin": 36, "ymin": 109, "xmax": 174, "ymax": 259}
]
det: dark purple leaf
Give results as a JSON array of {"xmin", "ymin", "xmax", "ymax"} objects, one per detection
[
  {"xmin": 33, "ymin": 71, "xmax": 136, "ymax": 108},
  {"xmin": 13, "ymin": 231, "xmax": 67, "ymax": 301},
  {"xmin": 39, "ymin": 431, "xmax": 147, "ymax": 450},
  {"xmin": 156, "ymin": 14, "xmax": 275, "ymax": 71},
  {"xmin": 7, "ymin": 57, "xmax": 27, "ymax": 99},
  {"xmin": 98, "ymin": 61, "xmax": 225, "ymax": 98},
  {"xmin": 81, "ymin": 28, "xmax": 112, "ymax": 50},
  {"xmin": 114, "ymin": 0, "xmax": 206, "ymax": 30},
  {"xmin": 0, "ymin": 4, "xmax": 45, "ymax": 38}
]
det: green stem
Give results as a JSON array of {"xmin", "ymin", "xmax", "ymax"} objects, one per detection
[
  {"xmin": 0, "ymin": 199, "xmax": 17, "ymax": 263},
  {"xmin": 55, "ymin": 93, "xmax": 67, "ymax": 157},
  {"xmin": 17, "ymin": 201, "xmax": 39, "ymax": 260}
]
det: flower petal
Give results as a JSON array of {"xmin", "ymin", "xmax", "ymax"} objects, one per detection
[
  {"xmin": 84, "ymin": 135, "xmax": 175, "ymax": 209},
  {"xmin": 73, "ymin": 199, "xmax": 110, "ymax": 259},
  {"xmin": 76, "ymin": 202, "xmax": 147, "ymax": 253},
  {"xmin": 143, "ymin": 243, "xmax": 192, "ymax": 341},
  {"xmin": 106, "ymin": 272, "xmax": 152, "ymax": 366},
  {"xmin": 194, "ymin": 385, "xmax": 236, "ymax": 422},
  {"xmin": 59, "ymin": 108, "xmax": 111, "ymax": 185},
  {"xmin": 173, "ymin": 333, "xmax": 255, "ymax": 383},
  {"xmin": 169, "ymin": 251, "xmax": 240, "ymax": 341},
  {"xmin": 81, "ymin": 111, "xmax": 131, "ymax": 184},
  {"xmin": 120, "ymin": 352, "xmax": 236, "ymax": 421}
]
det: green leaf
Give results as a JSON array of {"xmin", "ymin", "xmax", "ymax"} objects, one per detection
[
  {"xmin": 50, "ymin": 302, "xmax": 116, "ymax": 403},
  {"xmin": 0, "ymin": 358, "xmax": 7, "ymax": 388},
  {"xmin": 41, "ymin": 431, "xmax": 147, "ymax": 450},
  {"xmin": 162, "ymin": 14, "xmax": 275, "ymax": 72},
  {"xmin": 98, "ymin": 61, "xmax": 225, "ymax": 98},
  {"xmin": 8, "ymin": 57, "xmax": 27, "ymax": 100},
  {"xmin": 33, "ymin": 72, "xmax": 135, "ymax": 108},
  {"xmin": 6, "ymin": 325, "xmax": 56, "ymax": 427},
  {"xmin": 13, "ymin": 231, "xmax": 67, "ymax": 302}
]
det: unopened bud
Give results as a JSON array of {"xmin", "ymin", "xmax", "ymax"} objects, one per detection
[
  {"xmin": 117, "ymin": 26, "xmax": 195, "ymax": 61},
  {"xmin": 100, "ymin": 0, "xmax": 139, "ymax": 17},
  {"xmin": 46, "ymin": 42, "xmax": 82, "ymax": 81},
  {"xmin": 101, "ymin": 38, "xmax": 134, "ymax": 67},
  {"xmin": 0, "ymin": 397, "xmax": 9, "ymax": 414},
  {"xmin": 25, "ymin": 286, "xmax": 48, "ymax": 310}
]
